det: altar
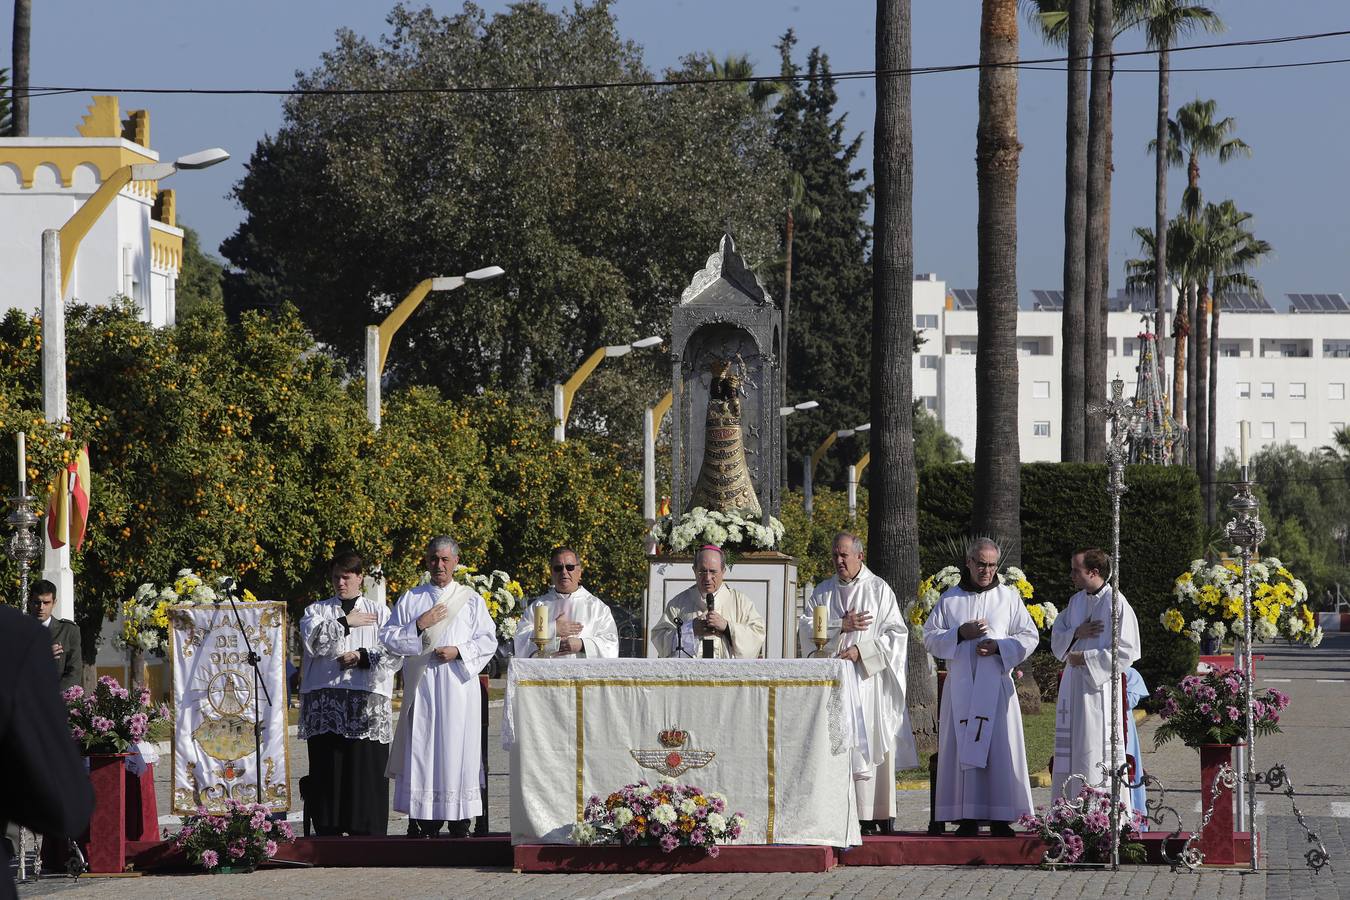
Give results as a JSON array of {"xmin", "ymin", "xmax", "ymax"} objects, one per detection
[{"xmin": 504, "ymin": 658, "xmax": 863, "ymax": 848}]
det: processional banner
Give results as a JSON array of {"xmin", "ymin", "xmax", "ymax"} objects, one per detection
[{"xmin": 169, "ymin": 601, "xmax": 290, "ymax": 814}]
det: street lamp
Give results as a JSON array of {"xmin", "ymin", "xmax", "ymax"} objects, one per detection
[
  {"xmin": 803, "ymin": 421, "xmax": 868, "ymax": 519},
  {"xmin": 779, "ymin": 400, "xmax": 820, "ymax": 417},
  {"xmin": 40, "ymin": 147, "xmax": 230, "ymax": 621},
  {"xmin": 553, "ymin": 336, "xmax": 663, "ymax": 441},
  {"xmin": 643, "ymin": 390, "xmax": 674, "ymax": 526},
  {"xmin": 363, "ymin": 266, "xmax": 505, "ymax": 429}
]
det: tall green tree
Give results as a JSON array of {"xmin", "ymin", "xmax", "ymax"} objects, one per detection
[
  {"xmin": 973, "ymin": 0, "xmax": 1022, "ymax": 558},
  {"xmin": 175, "ymin": 226, "xmax": 225, "ymax": 319},
  {"xmin": 872, "ymin": 0, "xmax": 929, "ymax": 754},
  {"xmin": 0, "ymin": 68, "xmax": 12, "ymax": 134},
  {"xmin": 9, "ymin": 1, "xmax": 28, "ymax": 135},
  {"xmin": 1153, "ymin": 98, "xmax": 1251, "ymax": 481},
  {"xmin": 224, "ymin": 2, "xmax": 784, "ymax": 451},
  {"xmin": 771, "ymin": 32, "xmax": 872, "ymax": 489}
]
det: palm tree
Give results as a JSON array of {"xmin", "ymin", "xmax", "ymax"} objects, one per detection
[
  {"xmin": 1081, "ymin": 0, "xmax": 1114, "ymax": 462},
  {"xmin": 872, "ymin": 0, "xmax": 930, "ymax": 755},
  {"xmin": 972, "ymin": 0, "xmax": 1022, "ymax": 557},
  {"xmin": 707, "ymin": 53, "xmax": 783, "ymax": 111},
  {"xmin": 1200, "ymin": 201, "xmax": 1271, "ymax": 524},
  {"xmin": 1152, "ymin": 98, "xmax": 1250, "ymax": 481},
  {"xmin": 1141, "ymin": 2, "xmax": 1223, "ymax": 357},
  {"xmin": 11, "ymin": 0, "xmax": 30, "ymax": 135},
  {"xmin": 0, "ymin": 68, "xmax": 11, "ymax": 135}
]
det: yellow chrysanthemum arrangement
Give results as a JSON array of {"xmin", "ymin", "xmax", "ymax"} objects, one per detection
[
  {"xmin": 113, "ymin": 568, "xmax": 259, "ymax": 657},
  {"xmin": 1160, "ymin": 557, "xmax": 1321, "ymax": 648},
  {"xmin": 910, "ymin": 565, "xmax": 1055, "ymax": 635},
  {"xmin": 454, "ymin": 564, "xmax": 524, "ymax": 642}
]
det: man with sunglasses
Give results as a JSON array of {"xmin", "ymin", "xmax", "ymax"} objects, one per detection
[
  {"xmin": 923, "ymin": 537, "xmax": 1039, "ymax": 837},
  {"xmin": 513, "ymin": 548, "xmax": 618, "ymax": 659}
]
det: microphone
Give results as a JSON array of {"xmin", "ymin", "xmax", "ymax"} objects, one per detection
[{"xmin": 702, "ymin": 593, "xmax": 717, "ymax": 659}]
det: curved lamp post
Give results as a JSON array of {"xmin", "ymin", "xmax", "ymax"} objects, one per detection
[
  {"xmin": 364, "ymin": 265, "xmax": 505, "ymax": 429},
  {"xmin": 805, "ymin": 421, "xmax": 868, "ymax": 519},
  {"xmin": 41, "ymin": 147, "xmax": 230, "ymax": 621},
  {"xmin": 553, "ymin": 336, "xmax": 663, "ymax": 442}
]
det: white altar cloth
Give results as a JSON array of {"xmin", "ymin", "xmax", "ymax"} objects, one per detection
[{"xmin": 504, "ymin": 658, "xmax": 864, "ymax": 847}]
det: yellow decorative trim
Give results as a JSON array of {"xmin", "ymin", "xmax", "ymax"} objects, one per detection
[
  {"xmin": 150, "ymin": 224, "xmax": 183, "ymax": 274},
  {"xmin": 575, "ymin": 682, "xmax": 585, "ymax": 822},
  {"xmin": 767, "ymin": 685, "xmax": 777, "ymax": 843},
  {"xmin": 78, "ymin": 96, "xmax": 121, "ymax": 138},
  {"xmin": 122, "ymin": 109, "xmax": 150, "ymax": 148},
  {"xmin": 517, "ymin": 678, "xmax": 838, "ymax": 689},
  {"xmin": 0, "ymin": 145, "xmax": 156, "ymax": 189},
  {"xmin": 154, "ymin": 188, "xmax": 176, "ymax": 227}
]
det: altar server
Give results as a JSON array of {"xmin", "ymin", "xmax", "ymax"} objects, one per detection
[
  {"xmin": 513, "ymin": 547, "xmax": 619, "ymax": 659},
  {"xmin": 299, "ymin": 551, "xmax": 401, "ymax": 836},
  {"xmin": 1050, "ymin": 549, "xmax": 1142, "ymax": 818},
  {"xmin": 800, "ymin": 532, "xmax": 918, "ymax": 834},
  {"xmin": 381, "ymin": 536, "xmax": 497, "ymax": 837},
  {"xmin": 923, "ymin": 538, "xmax": 1039, "ymax": 836},
  {"xmin": 651, "ymin": 545, "xmax": 765, "ymax": 659}
]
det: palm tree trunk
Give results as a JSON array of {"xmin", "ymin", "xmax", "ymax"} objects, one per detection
[
  {"xmin": 1154, "ymin": 42, "xmax": 1170, "ymax": 351},
  {"xmin": 1060, "ymin": 0, "xmax": 1089, "ymax": 464},
  {"xmin": 1185, "ymin": 282, "xmax": 1197, "ymax": 464},
  {"xmin": 1194, "ymin": 282, "xmax": 1211, "ymax": 492},
  {"xmin": 11, "ymin": 0, "xmax": 31, "ymax": 136},
  {"xmin": 973, "ymin": 0, "xmax": 1022, "ymax": 559},
  {"xmin": 1171, "ymin": 304, "xmax": 1188, "ymax": 425},
  {"xmin": 872, "ymin": 0, "xmax": 930, "ymax": 756},
  {"xmin": 1206, "ymin": 294, "xmax": 1221, "ymax": 525},
  {"xmin": 783, "ymin": 205, "xmax": 794, "ymax": 485},
  {"xmin": 1082, "ymin": 0, "xmax": 1112, "ymax": 462}
]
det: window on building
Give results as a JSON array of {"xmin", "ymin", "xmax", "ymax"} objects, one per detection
[
  {"xmin": 919, "ymin": 355, "xmax": 939, "ymax": 369},
  {"xmin": 1281, "ymin": 343, "xmax": 1300, "ymax": 358},
  {"xmin": 1018, "ymin": 340, "xmax": 1039, "ymax": 357},
  {"xmin": 958, "ymin": 340, "xmax": 978, "ymax": 355},
  {"xmin": 1333, "ymin": 422, "xmax": 1347, "ymax": 437},
  {"xmin": 1260, "ymin": 422, "xmax": 1275, "ymax": 440},
  {"xmin": 1331, "ymin": 383, "xmax": 1346, "ymax": 401},
  {"xmin": 1032, "ymin": 381, "xmax": 1050, "ymax": 399},
  {"xmin": 1260, "ymin": 383, "xmax": 1275, "ymax": 399},
  {"xmin": 1325, "ymin": 340, "xmax": 1350, "ymax": 358},
  {"xmin": 921, "ymin": 396, "xmax": 938, "ymax": 412},
  {"xmin": 916, "ymin": 314, "xmax": 939, "ymax": 329},
  {"xmin": 1290, "ymin": 382, "xmax": 1306, "ymax": 399},
  {"xmin": 1106, "ymin": 338, "xmax": 1117, "ymax": 357},
  {"xmin": 1237, "ymin": 382, "xmax": 1251, "ymax": 399},
  {"xmin": 1123, "ymin": 339, "xmax": 1138, "ymax": 357},
  {"xmin": 1033, "ymin": 421, "xmax": 1051, "ymax": 438},
  {"xmin": 1220, "ymin": 342, "xmax": 1241, "ymax": 358},
  {"xmin": 1290, "ymin": 422, "xmax": 1307, "ymax": 439}
]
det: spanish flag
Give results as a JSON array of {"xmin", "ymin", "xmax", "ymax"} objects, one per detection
[{"xmin": 46, "ymin": 446, "xmax": 91, "ymax": 550}]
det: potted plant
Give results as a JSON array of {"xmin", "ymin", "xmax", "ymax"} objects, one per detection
[
  {"xmin": 572, "ymin": 778, "xmax": 746, "ymax": 857},
  {"xmin": 175, "ymin": 800, "xmax": 295, "ymax": 873},
  {"xmin": 1160, "ymin": 557, "xmax": 1321, "ymax": 656},
  {"xmin": 1018, "ymin": 784, "xmax": 1145, "ymax": 864}
]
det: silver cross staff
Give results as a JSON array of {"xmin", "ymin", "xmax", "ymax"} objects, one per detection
[{"xmin": 1089, "ymin": 376, "xmax": 1146, "ymax": 871}]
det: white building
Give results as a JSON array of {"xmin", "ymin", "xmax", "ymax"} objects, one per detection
[
  {"xmin": 0, "ymin": 96, "xmax": 185, "ymax": 326},
  {"xmin": 912, "ymin": 275, "xmax": 1350, "ymax": 462}
]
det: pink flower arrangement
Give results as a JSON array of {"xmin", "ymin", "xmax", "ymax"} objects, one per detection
[
  {"xmin": 1154, "ymin": 667, "xmax": 1287, "ymax": 748},
  {"xmin": 572, "ymin": 779, "xmax": 747, "ymax": 857},
  {"xmin": 1018, "ymin": 785, "xmax": 1144, "ymax": 864},
  {"xmin": 64, "ymin": 676, "xmax": 168, "ymax": 755},
  {"xmin": 175, "ymin": 799, "xmax": 294, "ymax": 871}
]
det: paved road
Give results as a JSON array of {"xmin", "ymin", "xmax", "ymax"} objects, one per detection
[{"xmin": 15, "ymin": 632, "xmax": 1348, "ymax": 898}]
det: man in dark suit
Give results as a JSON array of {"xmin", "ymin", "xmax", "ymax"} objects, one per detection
[
  {"xmin": 0, "ymin": 604, "xmax": 93, "ymax": 898},
  {"xmin": 27, "ymin": 580, "xmax": 82, "ymax": 692}
]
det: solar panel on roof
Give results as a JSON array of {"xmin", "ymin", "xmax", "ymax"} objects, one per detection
[{"xmin": 952, "ymin": 289, "xmax": 979, "ymax": 309}]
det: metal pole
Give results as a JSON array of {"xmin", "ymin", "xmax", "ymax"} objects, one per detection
[
  {"xmin": 846, "ymin": 464, "xmax": 857, "ymax": 521},
  {"xmin": 365, "ymin": 325, "xmax": 381, "ymax": 430},
  {"xmin": 553, "ymin": 384, "xmax": 566, "ymax": 442},
  {"xmin": 803, "ymin": 454, "xmax": 813, "ymax": 519},
  {"xmin": 643, "ymin": 405, "xmax": 656, "ymax": 522},
  {"xmin": 40, "ymin": 229, "xmax": 75, "ymax": 622}
]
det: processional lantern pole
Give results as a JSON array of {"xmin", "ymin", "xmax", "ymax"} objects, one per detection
[{"xmin": 1225, "ymin": 455, "xmax": 1265, "ymax": 873}]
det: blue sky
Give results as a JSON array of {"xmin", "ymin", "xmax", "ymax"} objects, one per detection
[{"xmin": 8, "ymin": 1, "xmax": 1349, "ymax": 308}]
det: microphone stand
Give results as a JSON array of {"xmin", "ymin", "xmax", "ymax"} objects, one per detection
[
  {"xmin": 223, "ymin": 579, "xmax": 272, "ymax": 807},
  {"xmin": 670, "ymin": 615, "xmax": 693, "ymax": 658}
]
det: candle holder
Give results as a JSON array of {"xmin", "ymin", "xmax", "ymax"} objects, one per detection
[
  {"xmin": 807, "ymin": 634, "xmax": 829, "ymax": 658},
  {"xmin": 530, "ymin": 634, "xmax": 550, "ymax": 658},
  {"xmin": 6, "ymin": 491, "xmax": 42, "ymax": 606}
]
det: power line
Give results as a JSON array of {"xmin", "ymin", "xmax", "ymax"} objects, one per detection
[{"xmin": 17, "ymin": 27, "xmax": 1350, "ymax": 100}]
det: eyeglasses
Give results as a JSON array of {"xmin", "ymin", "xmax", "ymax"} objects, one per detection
[
  {"xmin": 695, "ymin": 568, "xmax": 721, "ymax": 577},
  {"xmin": 971, "ymin": 562, "xmax": 999, "ymax": 570},
  {"xmin": 552, "ymin": 563, "xmax": 579, "ymax": 573}
]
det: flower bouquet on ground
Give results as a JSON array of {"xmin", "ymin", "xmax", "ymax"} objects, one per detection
[
  {"xmin": 174, "ymin": 799, "xmax": 294, "ymax": 872},
  {"xmin": 453, "ymin": 564, "xmax": 524, "ymax": 642},
  {"xmin": 572, "ymin": 779, "xmax": 747, "ymax": 857},
  {"xmin": 64, "ymin": 676, "xmax": 170, "ymax": 754},
  {"xmin": 911, "ymin": 564, "xmax": 1057, "ymax": 636},
  {"xmin": 1019, "ymin": 785, "xmax": 1145, "ymax": 864},
  {"xmin": 1160, "ymin": 557, "xmax": 1322, "ymax": 648},
  {"xmin": 649, "ymin": 506, "xmax": 786, "ymax": 555},
  {"xmin": 1153, "ymin": 666, "xmax": 1288, "ymax": 748}
]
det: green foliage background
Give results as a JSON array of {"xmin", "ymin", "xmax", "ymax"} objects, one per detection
[{"xmin": 918, "ymin": 462, "xmax": 1203, "ymax": 691}]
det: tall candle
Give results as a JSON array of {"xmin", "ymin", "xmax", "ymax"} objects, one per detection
[
  {"xmin": 813, "ymin": 605, "xmax": 828, "ymax": 642},
  {"xmin": 16, "ymin": 432, "xmax": 25, "ymax": 491},
  {"xmin": 1239, "ymin": 421, "xmax": 1249, "ymax": 467},
  {"xmin": 533, "ymin": 604, "xmax": 548, "ymax": 639}
]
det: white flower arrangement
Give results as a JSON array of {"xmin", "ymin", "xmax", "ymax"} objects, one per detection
[
  {"xmin": 452, "ymin": 565, "xmax": 524, "ymax": 643},
  {"xmin": 650, "ymin": 506, "xmax": 786, "ymax": 554},
  {"xmin": 113, "ymin": 568, "xmax": 257, "ymax": 658},
  {"xmin": 910, "ymin": 563, "xmax": 1054, "ymax": 634}
]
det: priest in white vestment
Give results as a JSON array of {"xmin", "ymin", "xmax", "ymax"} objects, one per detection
[
  {"xmin": 799, "ymin": 532, "xmax": 918, "ymax": 834},
  {"xmin": 923, "ymin": 538, "xmax": 1040, "ymax": 836},
  {"xmin": 651, "ymin": 545, "xmax": 765, "ymax": 659},
  {"xmin": 1050, "ymin": 548, "xmax": 1142, "ymax": 819},
  {"xmin": 513, "ymin": 547, "xmax": 619, "ymax": 659},
  {"xmin": 381, "ymin": 536, "xmax": 498, "ymax": 837}
]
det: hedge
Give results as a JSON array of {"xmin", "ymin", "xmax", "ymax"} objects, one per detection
[{"xmin": 918, "ymin": 462, "xmax": 1203, "ymax": 691}]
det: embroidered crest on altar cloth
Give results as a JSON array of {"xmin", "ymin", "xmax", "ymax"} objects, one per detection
[{"xmin": 629, "ymin": 726, "xmax": 716, "ymax": 777}]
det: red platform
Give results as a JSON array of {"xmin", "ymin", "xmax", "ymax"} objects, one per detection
[
  {"xmin": 127, "ymin": 835, "xmax": 515, "ymax": 872},
  {"xmin": 839, "ymin": 833, "xmax": 1045, "ymax": 867},
  {"xmin": 513, "ymin": 842, "xmax": 836, "ymax": 874}
]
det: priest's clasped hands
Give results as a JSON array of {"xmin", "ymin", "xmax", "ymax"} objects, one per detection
[
  {"xmin": 958, "ymin": 618, "xmax": 1001, "ymax": 657},
  {"xmin": 834, "ymin": 609, "xmax": 873, "ymax": 662},
  {"xmin": 1065, "ymin": 618, "xmax": 1104, "ymax": 667},
  {"xmin": 412, "ymin": 603, "xmax": 461, "ymax": 662},
  {"xmin": 555, "ymin": 615, "xmax": 584, "ymax": 654},
  {"xmin": 693, "ymin": 611, "xmax": 729, "ymax": 637}
]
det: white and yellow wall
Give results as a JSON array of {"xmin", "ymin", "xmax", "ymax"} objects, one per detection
[{"xmin": 0, "ymin": 96, "xmax": 185, "ymax": 326}]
